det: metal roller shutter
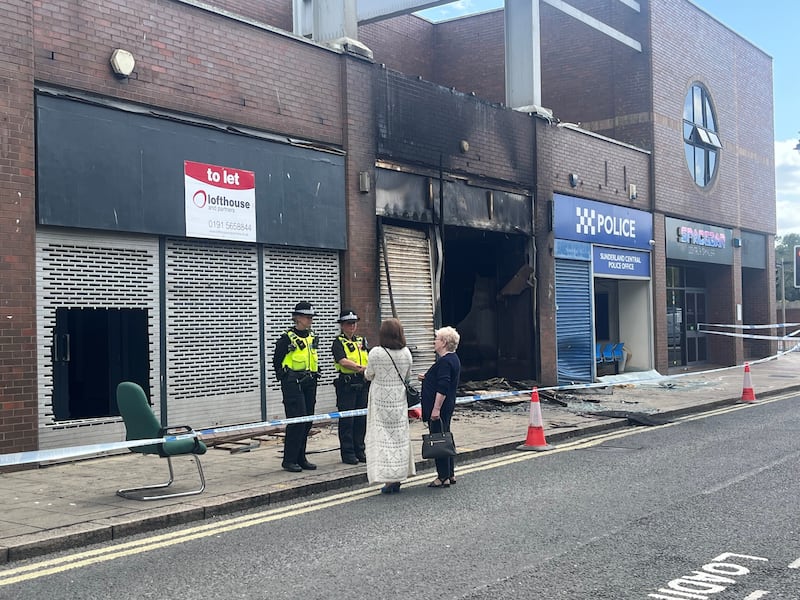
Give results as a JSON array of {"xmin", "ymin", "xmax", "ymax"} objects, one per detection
[
  {"xmin": 555, "ymin": 259, "xmax": 593, "ymax": 384},
  {"xmin": 263, "ymin": 246, "xmax": 341, "ymax": 420},
  {"xmin": 379, "ymin": 225, "xmax": 437, "ymax": 378},
  {"xmin": 164, "ymin": 238, "xmax": 261, "ymax": 427},
  {"xmin": 36, "ymin": 229, "xmax": 161, "ymax": 449}
]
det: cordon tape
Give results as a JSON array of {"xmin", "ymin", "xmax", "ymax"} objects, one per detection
[{"xmin": 1, "ymin": 326, "xmax": 797, "ymax": 468}]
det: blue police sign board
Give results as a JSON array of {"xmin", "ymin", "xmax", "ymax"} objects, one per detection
[
  {"xmin": 593, "ymin": 246, "xmax": 650, "ymax": 279},
  {"xmin": 553, "ymin": 194, "xmax": 653, "ymax": 250}
]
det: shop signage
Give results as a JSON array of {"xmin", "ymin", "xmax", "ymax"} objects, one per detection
[
  {"xmin": 553, "ymin": 194, "xmax": 653, "ymax": 250},
  {"xmin": 593, "ymin": 246, "xmax": 650, "ymax": 278},
  {"xmin": 553, "ymin": 239, "xmax": 591, "ymax": 261},
  {"xmin": 184, "ymin": 161, "xmax": 257, "ymax": 242},
  {"xmin": 665, "ymin": 217, "xmax": 733, "ymax": 265}
]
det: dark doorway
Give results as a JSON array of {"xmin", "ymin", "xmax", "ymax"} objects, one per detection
[
  {"xmin": 52, "ymin": 308, "xmax": 150, "ymax": 420},
  {"xmin": 441, "ymin": 228, "xmax": 534, "ymax": 381}
]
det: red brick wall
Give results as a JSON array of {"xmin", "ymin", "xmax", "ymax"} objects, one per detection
[
  {"xmin": 649, "ymin": 0, "xmax": 775, "ymax": 233},
  {"xmin": 0, "ymin": 1, "xmax": 38, "ymax": 455},
  {"xmin": 34, "ymin": 0, "xmax": 343, "ymax": 145},
  {"xmin": 340, "ymin": 56, "xmax": 380, "ymax": 342},
  {"xmin": 360, "ymin": 15, "xmax": 435, "ymax": 82},
  {"xmin": 1, "ymin": 0, "xmax": 352, "ymax": 454},
  {"xmin": 431, "ymin": 11, "xmax": 506, "ymax": 104},
  {"xmin": 743, "ymin": 264, "xmax": 773, "ymax": 358},
  {"xmin": 535, "ymin": 122, "xmax": 652, "ymax": 384}
]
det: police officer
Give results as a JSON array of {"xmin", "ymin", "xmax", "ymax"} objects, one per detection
[
  {"xmin": 331, "ymin": 309, "xmax": 369, "ymax": 465},
  {"xmin": 272, "ymin": 301, "xmax": 320, "ymax": 473}
]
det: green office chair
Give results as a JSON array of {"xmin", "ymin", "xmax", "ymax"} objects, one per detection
[{"xmin": 116, "ymin": 381, "xmax": 207, "ymax": 500}]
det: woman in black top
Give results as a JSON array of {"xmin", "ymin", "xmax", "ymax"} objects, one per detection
[{"xmin": 419, "ymin": 326, "xmax": 461, "ymax": 488}]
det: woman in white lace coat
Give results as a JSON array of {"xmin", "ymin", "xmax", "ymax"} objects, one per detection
[{"xmin": 364, "ymin": 318, "xmax": 416, "ymax": 494}]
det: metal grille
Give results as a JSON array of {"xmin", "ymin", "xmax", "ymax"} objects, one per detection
[
  {"xmin": 164, "ymin": 238, "xmax": 261, "ymax": 427},
  {"xmin": 379, "ymin": 225, "xmax": 437, "ymax": 379},
  {"xmin": 36, "ymin": 229, "xmax": 160, "ymax": 449},
  {"xmin": 263, "ymin": 246, "xmax": 340, "ymax": 420}
]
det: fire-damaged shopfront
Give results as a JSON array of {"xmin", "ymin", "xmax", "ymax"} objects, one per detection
[
  {"xmin": 375, "ymin": 169, "xmax": 535, "ymax": 384},
  {"xmin": 373, "ymin": 68, "xmax": 537, "ymax": 384}
]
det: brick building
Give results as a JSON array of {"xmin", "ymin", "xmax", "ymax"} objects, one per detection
[{"xmin": 0, "ymin": 0, "xmax": 775, "ymax": 456}]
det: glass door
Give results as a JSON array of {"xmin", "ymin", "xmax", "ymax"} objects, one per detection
[
  {"xmin": 667, "ymin": 289, "xmax": 684, "ymax": 366},
  {"xmin": 684, "ymin": 290, "xmax": 707, "ymax": 364}
]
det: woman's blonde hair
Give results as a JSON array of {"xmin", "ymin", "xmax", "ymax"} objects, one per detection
[{"xmin": 435, "ymin": 326, "xmax": 460, "ymax": 352}]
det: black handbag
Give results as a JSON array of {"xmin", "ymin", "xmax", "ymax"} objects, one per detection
[
  {"xmin": 422, "ymin": 424, "xmax": 457, "ymax": 460},
  {"xmin": 384, "ymin": 348, "xmax": 420, "ymax": 407}
]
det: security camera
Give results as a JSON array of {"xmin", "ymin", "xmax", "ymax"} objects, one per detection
[{"xmin": 649, "ymin": 239, "xmax": 656, "ymax": 246}]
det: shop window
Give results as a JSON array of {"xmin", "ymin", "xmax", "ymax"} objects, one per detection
[
  {"xmin": 685, "ymin": 267, "xmax": 706, "ymax": 287},
  {"xmin": 683, "ymin": 84, "xmax": 721, "ymax": 187},
  {"xmin": 52, "ymin": 308, "xmax": 150, "ymax": 421}
]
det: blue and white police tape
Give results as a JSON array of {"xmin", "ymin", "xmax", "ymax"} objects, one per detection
[
  {"xmin": 3, "ymin": 346, "xmax": 798, "ymax": 468},
  {"xmin": 699, "ymin": 322, "xmax": 800, "ymax": 330}
]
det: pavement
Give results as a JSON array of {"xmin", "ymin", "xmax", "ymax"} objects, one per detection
[{"xmin": 2, "ymin": 350, "xmax": 799, "ymax": 564}]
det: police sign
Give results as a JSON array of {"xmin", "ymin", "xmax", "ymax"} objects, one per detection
[{"xmin": 553, "ymin": 194, "xmax": 653, "ymax": 250}]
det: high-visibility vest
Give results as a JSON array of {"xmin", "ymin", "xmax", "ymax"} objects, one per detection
[
  {"xmin": 281, "ymin": 330, "xmax": 318, "ymax": 372},
  {"xmin": 334, "ymin": 334, "xmax": 367, "ymax": 374}
]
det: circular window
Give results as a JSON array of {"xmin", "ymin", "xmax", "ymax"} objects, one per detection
[{"xmin": 683, "ymin": 84, "xmax": 721, "ymax": 187}]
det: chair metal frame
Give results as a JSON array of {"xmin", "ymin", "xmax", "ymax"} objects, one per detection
[{"xmin": 116, "ymin": 382, "xmax": 207, "ymax": 501}]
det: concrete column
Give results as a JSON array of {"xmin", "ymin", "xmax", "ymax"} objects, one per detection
[{"xmin": 505, "ymin": 0, "xmax": 542, "ymax": 110}]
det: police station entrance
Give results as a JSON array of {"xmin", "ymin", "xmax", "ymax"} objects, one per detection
[{"xmin": 553, "ymin": 194, "xmax": 654, "ymax": 383}]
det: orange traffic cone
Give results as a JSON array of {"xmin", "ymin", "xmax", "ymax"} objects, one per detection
[
  {"xmin": 516, "ymin": 388, "xmax": 554, "ymax": 451},
  {"xmin": 740, "ymin": 362, "xmax": 756, "ymax": 403}
]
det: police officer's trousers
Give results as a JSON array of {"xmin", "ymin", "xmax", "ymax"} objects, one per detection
[
  {"xmin": 335, "ymin": 377, "xmax": 367, "ymax": 461},
  {"xmin": 280, "ymin": 374, "xmax": 317, "ymax": 466}
]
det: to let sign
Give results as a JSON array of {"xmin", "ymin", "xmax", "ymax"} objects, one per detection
[{"xmin": 184, "ymin": 161, "xmax": 256, "ymax": 242}]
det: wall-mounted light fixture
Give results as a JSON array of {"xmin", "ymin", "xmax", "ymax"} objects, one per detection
[
  {"xmin": 568, "ymin": 173, "xmax": 579, "ymax": 187},
  {"xmin": 110, "ymin": 49, "xmax": 135, "ymax": 78},
  {"xmin": 358, "ymin": 171, "xmax": 370, "ymax": 194},
  {"xmin": 628, "ymin": 183, "xmax": 637, "ymax": 201},
  {"xmin": 459, "ymin": 140, "xmax": 470, "ymax": 153},
  {"xmin": 732, "ymin": 237, "xmax": 742, "ymax": 248}
]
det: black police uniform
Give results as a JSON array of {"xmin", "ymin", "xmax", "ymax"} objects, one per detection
[
  {"xmin": 272, "ymin": 303, "xmax": 319, "ymax": 473},
  {"xmin": 332, "ymin": 329, "xmax": 369, "ymax": 464}
]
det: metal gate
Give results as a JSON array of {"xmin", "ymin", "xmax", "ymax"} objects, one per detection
[
  {"xmin": 379, "ymin": 224, "xmax": 437, "ymax": 378},
  {"xmin": 555, "ymin": 259, "xmax": 593, "ymax": 384}
]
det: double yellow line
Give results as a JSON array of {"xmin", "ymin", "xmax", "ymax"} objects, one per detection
[{"xmin": 1, "ymin": 392, "xmax": 794, "ymax": 586}]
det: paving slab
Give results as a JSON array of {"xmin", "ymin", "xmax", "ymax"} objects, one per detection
[{"xmin": 1, "ymin": 352, "xmax": 799, "ymax": 564}]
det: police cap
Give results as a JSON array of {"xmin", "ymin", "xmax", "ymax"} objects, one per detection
[
  {"xmin": 337, "ymin": 309, "xmax": 360, "ymax": 323},
  {"xmin": 292, "ymin": 301, "xmax": 316, "ymax": 317}
]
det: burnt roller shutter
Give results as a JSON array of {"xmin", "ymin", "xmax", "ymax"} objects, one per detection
[
  {"xmin": 555, "ymin": 259, "xmax": 593, "ymax": 384},
  {"xmin": 379, "ymin": 225, "xmax": 437, "ymax": 379}
]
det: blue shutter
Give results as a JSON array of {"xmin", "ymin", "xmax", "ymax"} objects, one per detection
[{"xmin": 555, "ymin": 259, "xmax": 593, "ymax": 384}]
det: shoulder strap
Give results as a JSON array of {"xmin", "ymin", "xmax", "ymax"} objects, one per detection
[{"xmin": 383, "ymin": 348, "xmax": 406, "ymax": 384}]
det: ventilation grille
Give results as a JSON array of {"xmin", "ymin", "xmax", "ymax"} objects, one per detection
[
  {"xmin": 379, "ymin": 225, "xmax": 436, "ymax": 379},
  {"xmin": 263, "ymin": 246, "xmax": 340, "ymax": 420},
  {"xmin": 165, "ymin": 238, "xmax": 261, "ymax": 427},
  {"xmin": 36, "ymin": 229, "xmax": 160, "ymax": 448}
]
